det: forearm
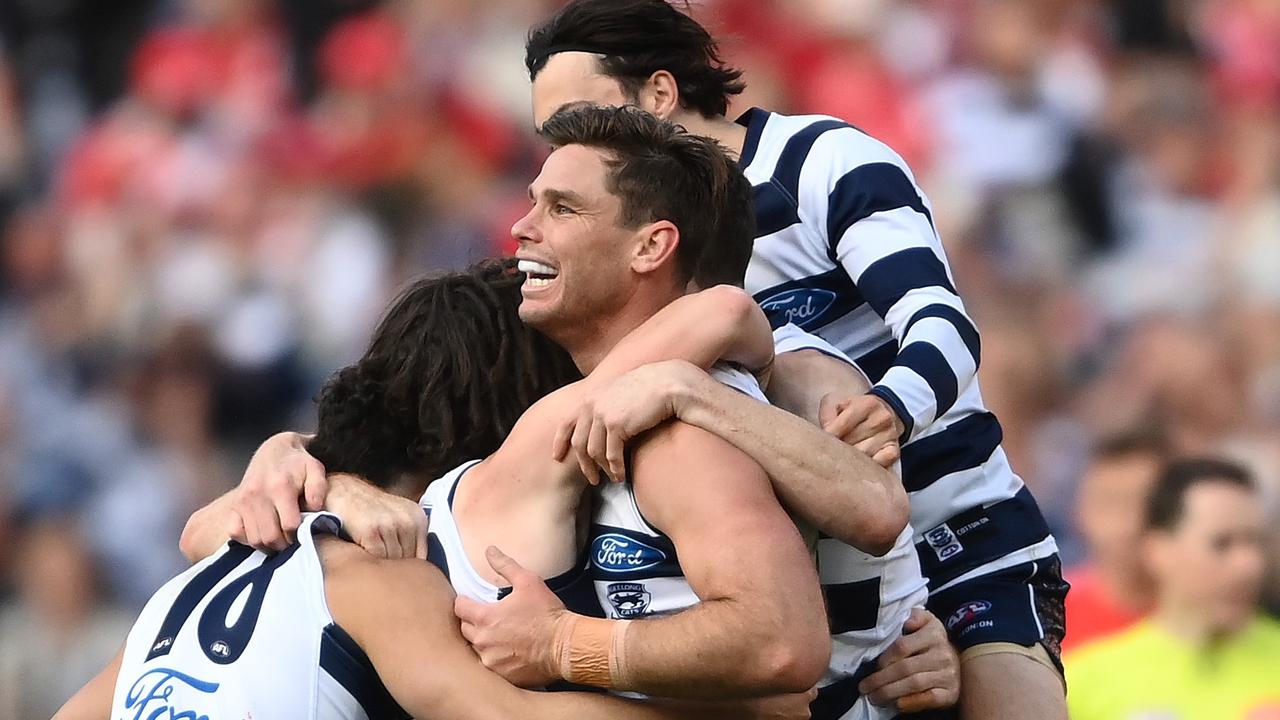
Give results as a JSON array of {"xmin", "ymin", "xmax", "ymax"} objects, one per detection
[
  {"xmin": 592, "ymin": 286, "xmax": 773, "ymax": 384},
  {"xmin": 179, "ymin": 489, "xmax": 236, "ymax": 562},
  {"xmin": 562, "ymin": 599, "xmax": 804, "ymax": 700},
  {"xmin": 678, "ymin": 372, "xmax": 908, "ymax": 555}
]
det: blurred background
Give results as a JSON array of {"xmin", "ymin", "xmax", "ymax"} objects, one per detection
[{"xmin": 0, "ymin": 0, "xmax": 1277, "ymax": 715}]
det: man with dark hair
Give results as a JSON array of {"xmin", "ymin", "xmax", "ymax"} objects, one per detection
[
  {"xmin": 183, "ymin": 106, "xmax": 952, "ymax": 710},
  {"xmin": 1063, "ymin": 431, "xmax": 1168, "ymax": 652},
  {"xmin": 1066, "ymin": 457, "xmax": 1280, "ymax": 720},
  {"xmin": 55, "ymin": 261, "xmax": 809, "ymax": 720},
  {"xmin": 522, "ymin": 3, "xmax": 1067, "ymax": 719}
]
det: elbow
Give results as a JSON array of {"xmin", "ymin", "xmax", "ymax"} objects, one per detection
[
  {"xmin": 863, "ymin": 488, "xmax": 911, "ymax": 557},
  {"xmin": 746, "ymin": 624, "xmax": 830, "ymax": 693},
  {"xmin": 178, "ymin": 517, "xmax": 203, "ymax": 563},
  {"xmin": 831, "ymin": 479, "xmax": 910, "ymax": 557}
]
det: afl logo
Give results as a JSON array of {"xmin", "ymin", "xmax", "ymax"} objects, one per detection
[
  {"xmin": 759, "ymin": 289, "xmax": 836, "ymax": 328},
  {"xmin": 592, "ymin": 533, "xmax": 667, "ymax": 573},
  {"xmin": 946, "ymin": 600, "xmax": 992, "ymax": 631},
  {"xmin": 606, "ymin": 582, "xmax": 652, "ymax": 618}
]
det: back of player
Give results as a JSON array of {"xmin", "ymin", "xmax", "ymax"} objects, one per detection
[{"xmin": 112, "ymin": 513, "xmax": 392, "ymax": 720}]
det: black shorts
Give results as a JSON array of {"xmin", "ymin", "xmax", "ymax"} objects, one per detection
[{"xmin": 925, "ymin": 555, "xmax": 1069, "ymax": 674}]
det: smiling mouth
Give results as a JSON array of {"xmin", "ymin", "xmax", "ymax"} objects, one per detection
[{"xmin": 517, "ymin": 259, "xmax": 559, "ymax": 288}]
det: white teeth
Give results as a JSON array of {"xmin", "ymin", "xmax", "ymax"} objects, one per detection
[
  {"xmin": 517, "ymin": 260, "xmax": 558, "ymax": 277},
  {"xmin": 526, "ymin": 277, "xmax": 553, "ymax": 288}
]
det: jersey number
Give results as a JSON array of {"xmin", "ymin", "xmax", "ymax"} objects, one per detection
[{"xmin": 145, "ymin": 543, "xmax": 298, "ymax": 665}]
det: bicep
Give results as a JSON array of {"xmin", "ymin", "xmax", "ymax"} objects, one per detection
[
  {"xmin": 329, "ymin": 559, "xmax": 525, "ymax": 720},
  {"xmin": 631, "ymin": 424, "xmax": 816, "ymax": 599},
  {"xmin": 767, "ymin": 349, "xmax": 870, "ymax": 424}
]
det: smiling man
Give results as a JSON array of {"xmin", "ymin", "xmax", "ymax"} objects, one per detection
[{"xmin": 521, "ymin": 3, "xmax": 1068, "ymax": 718}]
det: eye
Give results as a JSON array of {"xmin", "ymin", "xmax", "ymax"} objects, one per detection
[{"xmin": 553, "ymin": 203, "xmax": 575, "ymax": 215}]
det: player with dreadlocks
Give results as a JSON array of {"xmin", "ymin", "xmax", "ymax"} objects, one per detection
[{"xmin": 57, "ymin": 258, "xmax": 811, "ymax": 720}]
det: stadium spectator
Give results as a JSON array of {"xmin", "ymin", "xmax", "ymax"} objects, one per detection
[
  {"xmin": 1066, "ymin": 458, "xmax": 1280, "ymax": 719},
  {"xmin": 1063, "ymin": 431, "xmax": 1168, "ymax": 652}
]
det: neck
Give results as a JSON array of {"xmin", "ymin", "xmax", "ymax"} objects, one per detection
[
  {"xmin": 1152, "ymin": 596, "xmax": 1243, "ymax": 647},
  {"xmin": 669, "ymin": 109, "xmax": 749, "ymax": 159},
  {"xmin": 562, "ymin": 286, "xmax": 685, "ymax": 374}
]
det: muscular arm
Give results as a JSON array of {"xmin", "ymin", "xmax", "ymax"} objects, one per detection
[
  {"xmin": 615, "ymin": 422, "xmax": 830, "ymax": 698},
  {"xmin": 672, "ymin": 358, "xmax": 908, "ymax": 555},
  {"xmin": 323, "ymin": 542, "xmax": 794, "ymax": 720}
]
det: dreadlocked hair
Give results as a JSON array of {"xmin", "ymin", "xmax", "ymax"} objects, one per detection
[{"xmin": 306, "ymin": 258, "xmax": 581, "ymax": 491}]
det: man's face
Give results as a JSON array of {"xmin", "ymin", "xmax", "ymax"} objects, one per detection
[
  {"xmin": 1077, "ymin": 451, "xmax": 1162, "ymax": 571},
  {"xmin": 512, "ymin": 143, "xmax": 637, "ymax": 339},
  {"xmin": 1149, "ymin": 481, "xmax": 1266, "ymax": 634},
  {"xmin": 531, "ymin": 52, "xmax": 633, "ymax": 129}
]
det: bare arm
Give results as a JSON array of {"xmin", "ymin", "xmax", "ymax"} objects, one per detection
[
  {"xmin": 558, "ymin": 356, "xmax": 908, "ymax": 555},
  {"xmin": 592, "ymin": 285, "xmax": 774, "ymax": 382},
  {"xmin": 51, "ymin": 647, "xmax": 122, "ymax": 720},
  {"xmin": 615, "ymin": 422, "xmax": 830, "ymax": 697},
  {"xmin": 324, "ymin": 543, "xmax": 807, "ymax": 720}
]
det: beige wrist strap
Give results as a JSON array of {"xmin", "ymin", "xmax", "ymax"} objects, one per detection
[{"xmin": 551, "ymin": 615, "xmax": 633, "ymax": 688}]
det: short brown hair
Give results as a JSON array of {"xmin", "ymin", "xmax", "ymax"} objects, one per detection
[{"xmin": 538, "ymin": 104, "xmax": 753, "ymax": 287}]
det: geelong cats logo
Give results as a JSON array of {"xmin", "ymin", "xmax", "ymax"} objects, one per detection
[{"xmin": 607, "ymin": 583, "xmax": 652, "ymax": 618}]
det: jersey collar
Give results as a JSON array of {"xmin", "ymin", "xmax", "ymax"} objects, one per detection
[{"xmin": 734, "ymin": 106, "xmax": 770, "ymax": 168}]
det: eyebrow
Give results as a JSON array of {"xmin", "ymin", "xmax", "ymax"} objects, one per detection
[{"xmin": 528, "ymin": 186, "xmax": 589, "ymax": 208}]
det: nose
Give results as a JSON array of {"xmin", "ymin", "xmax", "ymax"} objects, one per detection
[{"xmin": 511, "ymin": 206, "xmax": 540, "ymax": 246}]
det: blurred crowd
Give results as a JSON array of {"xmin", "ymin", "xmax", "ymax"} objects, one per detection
[{"xmin": 0, "ymin": 0, "xmax": 1277, "ymax": 716}]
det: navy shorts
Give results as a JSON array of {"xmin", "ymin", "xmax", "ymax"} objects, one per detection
[{"xmin": 925, "ymin": 555, "xmax": 1069, "ymax": 673}]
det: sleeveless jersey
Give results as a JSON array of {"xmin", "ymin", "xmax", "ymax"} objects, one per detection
[
  {"xmin": 111, "ymin": 512, "xmax": 405, "ymax": 720},
  {"xmin": 420, "ymin": 459, "xmax": 602, "ymax": 616},
  {"xmin": 589, "ymin": 360, "xmax": 926, "ymax": 719}
]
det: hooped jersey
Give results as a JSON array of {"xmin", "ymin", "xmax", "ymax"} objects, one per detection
[
  {"xmin": 112, "ymin": 513, "xmax": 406, "ymax": 720},
  {"xmin": 588, "ymin": 358, "xmax": 926, "ymax": 719},
  {"xmin": 739, "ymin": 108, "xmax": 1057, "ymax": 594}
]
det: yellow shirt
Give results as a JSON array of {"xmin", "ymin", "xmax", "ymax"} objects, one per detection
[{"xmin": 1066, "ymin": 616, "xmax": 1280, "ymax": 720}]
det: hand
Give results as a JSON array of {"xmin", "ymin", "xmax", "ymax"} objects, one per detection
[
  {"xmin": 552, "ymin": 360, "xmax": 698, "ymax": 484},
  {"xmin": 325, "ymin": 473, "xmax": 428, "ymax": 560},
  {"xmin": 230, "ymin": 432, "xmax": 327, "ymax": 552},
  {"xmin": 454, "ymin": 546, "xmax": 567, "ymax": 688},
  {"xmin": 858, "ymin": 607, "xmax": 960, "ymax": 713},
  {"xmin": 818, "ymin": 393, "xmax": 903, "ymax": 468}
]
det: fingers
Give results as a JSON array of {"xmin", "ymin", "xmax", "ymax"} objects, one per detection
[
  {"xmin": 586, "ymin": 420, "xmax": 608, "ymax": 481},
  {"xmin": 414, "ymin": 512, "xmax": 429, "ymax": 561},
  {"xmin": 896, "ymin": 685, "xmax": 958, "ymax": 714},
  {"xmin": 455, "ymin": 595, "xmax": 484, "ymax": 629},
  {"xmin": 227, "ymin": 511, "xmax": 248, "ymax": 545},
  {"xmin": 357, "ymin": 528, "xmax": 390, "ymax": 559},
  {"xmin": 861, "ymin": 658, "xmax": 937, "ymax": 704},
  {"xmin": 552, "ymin": 415, "xmax": 575, "ymax": 463},
  {"xmin": 871, "ymin": 444, "xmax": 901, "ymax": 468},
  {"xmin": 903, "ymin": 606, "xmax": 936, "ymax": 634},
  {"xmin": 569, "ymin": 409, "xmax": 599, "ymax": 485},
  {"xmin": 486, "ymin": 546, "xmax": 538, "ymax": 588},
  {"xmin": 604, "ymin": 427, "xmax": 627, "ymax": 483},
  {"xmin": 381, "ymin": 525, "xmax": 406, "ymax": 559},
  {"xmin": 301, "ymin": 458, "xmax": 329, "ymax": 511},
  {"xmin": 818, "ymin": 392, "xmax": 844, "ymax": 429},
  {"xmin": 268, "ymin": 481, "xmax": 302, "ymax": 546}
]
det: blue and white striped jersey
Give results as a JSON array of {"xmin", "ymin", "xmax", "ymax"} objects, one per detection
[
  {"xmin": 113, "ymin": 513, "xmax": 405, "ymax": 720},
  {"xmin": 738, "ymin": 108, "xmax": 1057, "ymax": 592}
]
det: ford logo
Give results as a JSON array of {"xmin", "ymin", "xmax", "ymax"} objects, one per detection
[
  {"xmin": 592, "ymin": 533, "xmax": 667, "ymax": 573},
  {"xmin": 759, "ymin": 289, "xmax": 837, "ymax": 328}
]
